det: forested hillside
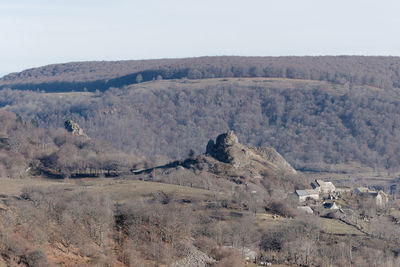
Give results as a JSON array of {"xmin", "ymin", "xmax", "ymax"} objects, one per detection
[
  {"xmin": 0, "ymin": 110, "xmax": 143, "ymax": 179},
  {"xmin": 2, "ymin": 56, "xmax": 400, "ymax": 92},
  {"xmin": 2, "ymin": 77, "xmax": 400, "ymax": 172}
]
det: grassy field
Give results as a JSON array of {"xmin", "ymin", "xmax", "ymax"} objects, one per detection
[
  {"xmin": 257, "ymin": 213, "xmax": 365, "ymax": 237},
  {"xmin": 124, "ymin": 77, "xmax": 348, "ymax": 96},
  {"xmin": 256, "ymin": 212, "xmax": 293, "ymax": 230},
  {"xmin": 0, "ymin": 177, "xmax": 216, "ymax": 202},
  {"xmin": 79, "ymin": 178, "xmax": 216, "ymax": 201},
  {"xmin": 0, "ymin": 178, "xmax": 67, "ymax": 196},
  {"xmin": 320, "ymin": 218, "xmax": 364, "ymax": 235}
]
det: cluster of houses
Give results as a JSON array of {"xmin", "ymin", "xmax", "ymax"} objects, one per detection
[
  {"xmin": 295, "ymin": 179, "xmax": 389, "ymax": 213},
  {"xmin": 295, "ymin": 179, "xmax": 336, "ymax": 202}
]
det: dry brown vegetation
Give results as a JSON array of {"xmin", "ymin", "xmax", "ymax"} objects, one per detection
[
  {"xmin": 0, "ymin": 135, "xmax": 400, "ymax": 266},
  {"xmin": 0, "ymin": 175, "xmax": 399, "ymax": 267},
  {"xmin": 1, "ymin": 56, "xmax": 400, "ymax": 266},
  {"xmin": 0, "ymin": 109, "xmax": 146, "ymax": 179},
  {"xmin": 3, "ymin": 77, "xmax": 400, "ymax": 173}
]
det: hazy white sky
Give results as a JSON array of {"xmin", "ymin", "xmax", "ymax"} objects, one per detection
[{"xmin": 1, "ymin": 0, "xmax": 400, "ymax": 76}]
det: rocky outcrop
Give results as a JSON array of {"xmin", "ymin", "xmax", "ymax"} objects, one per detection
[
  {"xmin": 64, "ymin": 120, "xmax": 89, "ymax": 138},
  {"xmin": 206, "ymin": 131, "xmax": 296, "ymax": 174},
  {"xmin": 206, "ymin": 131, "xmax": 249, "ymax": 167},
  {"xmin": 134, "ymin": 131, "xmax": 296, "ymax": 183}
]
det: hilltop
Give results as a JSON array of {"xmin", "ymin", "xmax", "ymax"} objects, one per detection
[{"xmin": 2, "ymin": 56, "xmax": 400, "ymax": 92}]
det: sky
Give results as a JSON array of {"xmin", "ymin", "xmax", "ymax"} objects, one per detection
[{"xmin": 1, "ymin": 0, "xmax": 400, "ymax": 77}]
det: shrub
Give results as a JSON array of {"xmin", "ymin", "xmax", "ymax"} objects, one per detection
[{"xmin": 265, "ymin": 200, "xmax": 297, "ymax": 218}]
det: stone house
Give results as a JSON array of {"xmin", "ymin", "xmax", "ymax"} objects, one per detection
[
  {"xmin": 354, "ymin": 187, "xmax": 389, "ymax": 206},
  {"xmin": 311, "ymin": 179, "xmax": 336, "ymax": 194},
  {"xmin": 296, "ymin": 189, "xmax": 319, "ymax": 202}
]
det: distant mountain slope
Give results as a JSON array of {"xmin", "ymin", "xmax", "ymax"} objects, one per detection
[
  {"xmin": 3, "ymin": 78, "xmax": 400, "ymax": 172},
  {"xmin": 2, "ymin": 56, "xmax": 400, "ymax": 92}
]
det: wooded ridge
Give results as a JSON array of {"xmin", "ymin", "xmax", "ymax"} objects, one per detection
[{"xmin": 2, "ymin": 56, "xmax": 400, "ymax": 92}]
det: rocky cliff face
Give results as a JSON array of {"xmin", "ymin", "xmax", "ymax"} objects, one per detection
[
  {"xmin": 206, "ymin": 130, "xmax": 249, "ymax": 168},
  {"xmin": 206, "ymin": 131, "xmax": 296, "ymax": 174},
  {"xmin": 64, "ymin": 120, "xmax": 89, "ymax": 138}
]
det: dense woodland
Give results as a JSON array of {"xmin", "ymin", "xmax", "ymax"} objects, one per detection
[
  {"xmin": 2, "ymin": 56, "xmax": 400, "ymax": 92},
  {"xmin": 1, "ymin": 77, "xmax": 400, "ymax": 171}
]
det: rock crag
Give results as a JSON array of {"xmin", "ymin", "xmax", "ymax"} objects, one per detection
[
  {"xmin": 134, "ymin": 130, "xmax": 296, "ymax": 183},
  {"xmin": 206, "ymin": 130, "xmax": 247, "ymax": 167},
  {"xmin": 64, "ymin": 120, "xmax": 89, "ymax": 138},
  {"xmin": 206, "ymin": 131, "xmax": 296, "ymax": 174}
]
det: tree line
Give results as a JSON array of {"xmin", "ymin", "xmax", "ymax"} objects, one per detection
[{"xmin": 2, "ymin": 56, "xmax": 400, "ymax": 92}]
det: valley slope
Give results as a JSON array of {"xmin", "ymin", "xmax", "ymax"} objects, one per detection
[{"xmin": 1, "ymin": 77, "xmax": 400, "ymax": 174}]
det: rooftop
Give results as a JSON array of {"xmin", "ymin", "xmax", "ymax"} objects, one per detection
[{"xmin": 296, "ymin": 190, "xmax": 309, "ymax": 196}]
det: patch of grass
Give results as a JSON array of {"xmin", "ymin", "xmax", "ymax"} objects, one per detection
[
  {"xmin": 0, "ymin": 177, "xmax": 216, "ymax": 203},
  {"xmin": 75, "ymin": 178, "xmax": 216, "ymax": 201},
  {"xmin": 0, "ymin": 178, "xmax": 66, "ymax": 196},
  {"xmin": 320, "ymin": 218, "xmax": 364, "ymax": 235},
  {"xmin": 256, "ymin": 212, "xmax": 292, "ymax": 230}
]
